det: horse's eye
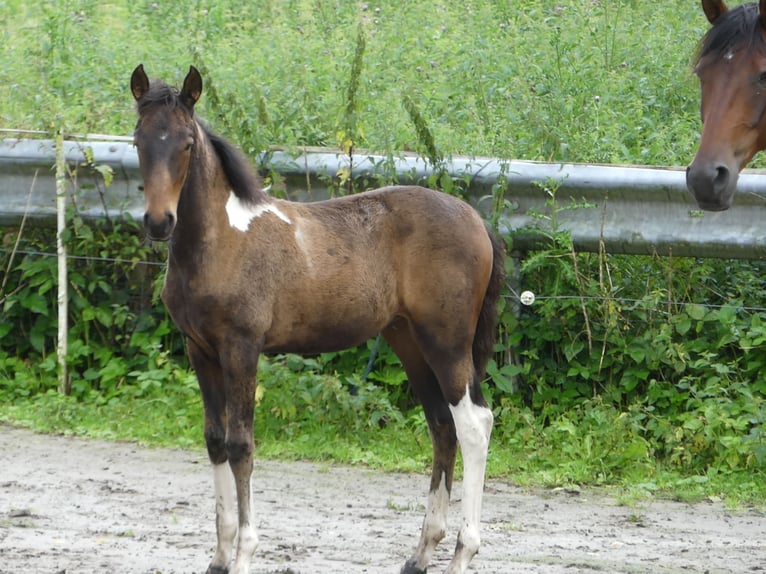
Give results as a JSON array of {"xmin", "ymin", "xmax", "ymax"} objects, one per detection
[
  {"xmin": 758, "ymin": 71, "xmax": 766, "ymax": 86},
  {"xmin": 185, "ymin": 140, "xmax": 194, "ymax": 151}
]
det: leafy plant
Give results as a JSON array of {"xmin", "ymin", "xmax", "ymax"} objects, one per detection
[{"xmin": 1, "ymin": 0, "xmax": 766, "ymax": 502}]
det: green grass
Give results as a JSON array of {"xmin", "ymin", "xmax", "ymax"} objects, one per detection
[
  {"xmin": 2, "ymin": 0, "xmax": 766, "ymax": 508},
  {"xmin": 0, "ymin": 0, "xmax": 725, "ymax": 167},
  {"xmin": 2, "ymin": 355, "xmax": 765, "ymax": 508}
]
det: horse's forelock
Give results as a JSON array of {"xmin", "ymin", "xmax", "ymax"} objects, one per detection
[
  {"xmin": 698, "ymin": 3, "xmax": 766, "ymax": 63},
  {"xmin": 135, "ymin": 81, "xmax": 190, "ymax": 116}
]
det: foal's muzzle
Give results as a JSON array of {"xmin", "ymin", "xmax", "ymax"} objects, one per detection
[{"xmin": 144, "ymin": 211, "xmax": 176, "ymax": 241}]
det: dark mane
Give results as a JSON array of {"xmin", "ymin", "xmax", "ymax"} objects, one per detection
[
  {"xmin": 136, "ymin": 80, "xmax": 265, "ymax": 204},
  {"xmin": 697, "ymin": 3, "xmax": 766, "ymax": 63},
  {"xmin": 202, "ymin": 124, "xmax": 266, "ymax": 205}
]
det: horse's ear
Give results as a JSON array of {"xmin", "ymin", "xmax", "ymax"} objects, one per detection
[
  {"xmin": 131, "ymin": 64, "xmax": 150, "ymax": 102},
  {"xmin": 702, "ymin": 0, "xmax": 728, "ymax": 24},
  {"xmin": 180, "ymin": 66, "xmax": 203, "ymax": 109}
]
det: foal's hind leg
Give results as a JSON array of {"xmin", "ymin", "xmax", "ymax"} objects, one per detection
[
  {"xmin": 401, "ymin": 332, "xmax": 493, "ymax": 574},
  {"xmin": 384, "ymin": 324, "xmax": 458, "ymax": 574},
  {"xmin": 444, "ymin": 376, "xmax": 493, "ymax": 574},
  {"xmin": 187, "ymin": 340, "xmax": 238, "ymax": 574}
]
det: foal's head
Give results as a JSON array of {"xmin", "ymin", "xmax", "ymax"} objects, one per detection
[
  {"xmin": 131, "ymin": 64, "xmax": 201, "ymax": 240},
  {"xmin": 687, "ymin": 0, "xmax": 766, "ymax": 211}
]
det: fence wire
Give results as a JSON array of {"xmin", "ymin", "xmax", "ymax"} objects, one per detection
[
  {"xmin": 4, "ymin": 246, "xmax": 766, "ymax": 315},
  {"xmin": 0, "ymin": 247, "xmax": 165, "ymax": 268}
]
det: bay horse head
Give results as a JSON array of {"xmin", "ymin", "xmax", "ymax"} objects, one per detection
[
  {"xmin": 131, "ymin": 64, "xmax": 202, "ymax": 240},
  {"xmin": 687, "ymin": 0, "xmax": 766, "ymax": 211}
]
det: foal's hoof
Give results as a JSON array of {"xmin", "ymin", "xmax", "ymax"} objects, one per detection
[
  {"xmin": 205, "ymin": 566, "xmax": 228, "ymax": 574},
  {"xmin": 400, "ymin": 559, "xmax": 427, "ymax": 574}
]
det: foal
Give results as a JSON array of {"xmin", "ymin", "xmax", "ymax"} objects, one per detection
[{"xmin": 130, "ymin": 64, "xmax": 505, "ymax": 574}]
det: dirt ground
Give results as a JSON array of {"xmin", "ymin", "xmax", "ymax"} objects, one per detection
[{"xmin": 0, "ymin": 424, "xmax": 764, "ymax": 574}]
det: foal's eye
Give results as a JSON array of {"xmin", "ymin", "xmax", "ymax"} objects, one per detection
[{"xmin": 758, "ymin": 71, "xmax": 766, "ymax": 87}]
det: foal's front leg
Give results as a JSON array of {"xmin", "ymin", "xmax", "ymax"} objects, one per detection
[
  {"xmin": 189, "ymin": 338, "xmax": 259, "ymax": 574},
  {"xmin": 222, "ymin": 344, "xmax": 260, "ymax": 574},
  {"xmin": 188, "ymin": 340, "xmax": 238, "ymax": 574}
]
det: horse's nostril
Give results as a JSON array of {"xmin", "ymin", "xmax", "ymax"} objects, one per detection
[
  {"xmin": 165, "ymin": 212, "xmax": 175, "ymax": 228},
  {"xmin": 714, "ymin": 165, "xmax": 730, "ymax": 187}
]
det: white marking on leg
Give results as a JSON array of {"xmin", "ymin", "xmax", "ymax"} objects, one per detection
[
  {"xmin": 230, "ymin": 475, "xmax": 258, "ymax": 574},
  {"xmin": 225, "ymin": 191, "xmax": 291, "ymax": 231},
  {"xmin": 210, "ymin": 462, "xmax": 238, "ymax": 570},
  {"xmin": 409, "ymin": 471, "xmax": 449, "ymax": 570},
  {"xmin": 447, "ymin": 387, "xmax": 493, "ymax": 573}
]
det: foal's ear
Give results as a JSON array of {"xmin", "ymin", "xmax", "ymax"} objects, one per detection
[
  {"xmin": 180, "ymin": 65, "xmax": 203, "ymax": 109},
  {"xmin": 702, "ymin": 0, "xmax": 728, "ymax": 24},
  {"xmin": 131, "ymin": 64, "xmax": 150, "ymax": 102}
]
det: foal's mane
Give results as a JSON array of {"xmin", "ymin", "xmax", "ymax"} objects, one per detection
[
  {"xmin": 697, "ymin": 3, "xmax": 766, "ymax": 64},
  {"xmin": 136, "ymin": 80, "xmax": 266, "ymax": 205}
]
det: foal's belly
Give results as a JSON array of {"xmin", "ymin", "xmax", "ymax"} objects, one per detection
[
  {"xmin": 262, "ymin": 320, "xmax": 384, "ymax": 355},
  {"xmin": 263, "ymin": 277, "xmax": 398, "ymax": 354}
]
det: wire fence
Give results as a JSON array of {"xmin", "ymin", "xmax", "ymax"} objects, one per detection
[
  {"xmin": 5, "ymin": 245, "xmax": 766, "ymax": 315},
  {"xmin": 0, "ymin": 247, "xmax": 165, "ymax": 268}
]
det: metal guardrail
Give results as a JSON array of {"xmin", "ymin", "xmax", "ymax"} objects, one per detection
[{"xmin": 3, "ymin": 137, "xmax": 766, "ymax": 259}]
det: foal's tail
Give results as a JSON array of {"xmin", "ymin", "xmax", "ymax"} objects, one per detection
[{"xmin": 471, "ymin": 228, "xmax": 506, "ymax": 398}]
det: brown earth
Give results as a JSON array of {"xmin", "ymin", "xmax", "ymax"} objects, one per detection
[{"xmin": 0, "ymin": 424, "xmax": 764, "ymax": 573}]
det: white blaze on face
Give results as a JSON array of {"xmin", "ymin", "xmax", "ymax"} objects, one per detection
[{"xmin": 225, "ymin": 191, "xmax": 291, "ymax": 231}]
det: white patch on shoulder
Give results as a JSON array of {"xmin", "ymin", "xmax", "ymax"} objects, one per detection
[{"xmin": 225, "ymin": 191, "xmax": 291, "ymax": 231}]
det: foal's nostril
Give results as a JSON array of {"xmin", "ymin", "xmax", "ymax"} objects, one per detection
[{"xmin": 143, "ymin": 211, "xmax": 177, "ymax": 240}]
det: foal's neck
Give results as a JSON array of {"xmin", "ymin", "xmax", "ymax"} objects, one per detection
[{"xmin": 171, "ymin": 123, "xmax": 269, "ymax": 253}]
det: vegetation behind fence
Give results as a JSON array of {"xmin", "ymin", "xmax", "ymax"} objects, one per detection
[{"xmin": 2, "ymin": 1, "xmax": 765, "ymax": 501}]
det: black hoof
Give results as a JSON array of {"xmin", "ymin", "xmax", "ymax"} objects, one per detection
[
  {"xmin": 400, "ymin": 559, "xmax": 427, "ymax": 574},
  {"xmin": 205, "ymin": 566, "xmax": 228, "ymax": 574}
]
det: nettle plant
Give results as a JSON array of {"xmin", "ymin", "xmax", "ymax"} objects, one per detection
[
  {"xmin": 491, "ymin": 186, "xmax": 766, "ymax": 473},
  {"xmin": 0, "ymin": 214, "xmax": 185, "ymax": 401}
]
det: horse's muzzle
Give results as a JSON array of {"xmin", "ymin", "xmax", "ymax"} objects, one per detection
[
  {"xmin": 685, "ymin": 161, "xmax": 736, "ymax": 212},
  {"xmin": 144, "ymin": 211, "xmax": 176, "ymax": 241}
]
